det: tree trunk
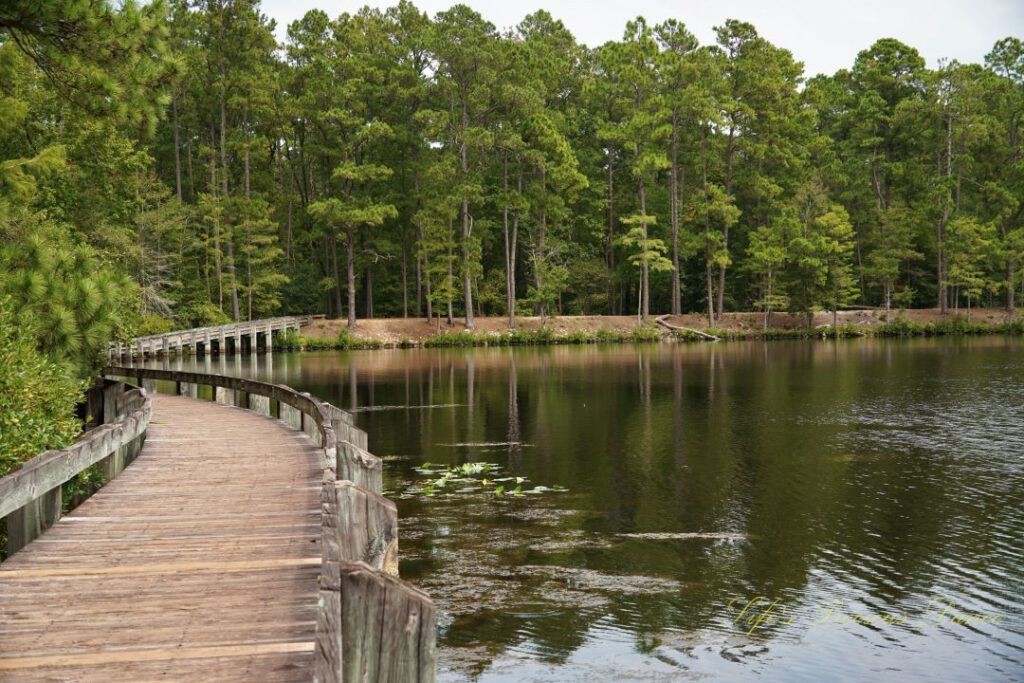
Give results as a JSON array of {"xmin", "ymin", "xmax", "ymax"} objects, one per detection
[
  {"xmin": 638, "ymin": 175, "xmax": 649, "ymax": 321},
  {"xmin": 606, "ymin": 146, "xmax": 616, "ymax": 314},
  {"xmin": 502, "ymin": 156, "xmax": 521, "ymax": 329},
  {"xmin": 414, "ymin": 169, "xmax": 423, "ymax": 318},
  {"xmin": 401, "ymin": 242, "xmax": 408, "ymax": 318},
  {"xmin": 425, "ymin": 267, "xmax": 433, "ymax": 324},
  {"xmin": 702, "ymin": 129, "xmax": 714, "ymax": 327},
  {"xmin": 503, "ymin": 154, "xmax": 513, "ymax": 327},
  {"xmin": 717, "ymin": 125, "xmax": 736, "ymax": 322},
  {"xmin": 366, "ymin": 267, "xmax": 373, "ymax": 319},
  {"xmin": 460, "ymin": 94, "xmax": 475, "ymax": 330},
  {"xmin": 246, "ymin": 245, "xmax": 253, "ymax": 321},
  {"xmin": 209, "ymin": 124, "xmax": 223, "ymax": 312},
  {"xmin": 446, "ymin": 232, "xmax": 454, "ymax": 327},
  {"xmin": 938, "ymin": 108, "xmax": 952, "ymax": 315},
  {"xmin": 243, "ymin": 105, "xmax": 251, "ymax": 201},
  {"xmin": 511, "ymin": 167, "xmax": 521, "ymax": 327},
  {"xmin": 346, "ymin": 226, "xmax": 357, "ymax": 331},
  {"xmin": 219, "ymin": 72, "xmax": 239, "ymax": 322},
  {"xmin": 670, "ymin": 111, "xmax": 681, "ymax": 316},
  {"xmin": 332, "ymin": 231, "xmax": 343, "ymax": 318},
  {"xmin": 172, "ymin": 94, "xmax": 182, "ymax": 201}
]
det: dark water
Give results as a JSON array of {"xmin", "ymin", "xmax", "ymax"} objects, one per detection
[{"xmin": 147, "ymin": 337, "xmax": 1024, "ymax": 681}]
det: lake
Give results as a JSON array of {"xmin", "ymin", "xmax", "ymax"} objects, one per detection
[{"xmin": 147, "ymin": 337, "xmax": 1024, "ymax": 681}]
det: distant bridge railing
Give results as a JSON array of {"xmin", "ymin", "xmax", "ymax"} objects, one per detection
[
  {"xmin": 107, "ymin": 315, "xmax": 320, "ymax": 360},
  {"xmin": 0, "ymin": 379, "xmax": 151, "ymax": 557},
  {"xmin": 103, "ymin": 365, "xmax": 436, "ymax": 682}
]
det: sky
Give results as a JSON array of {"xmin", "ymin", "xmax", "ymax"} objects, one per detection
[{"xmin": 259, "ymin": 0, "xmax": 1024, "ymax": 78}]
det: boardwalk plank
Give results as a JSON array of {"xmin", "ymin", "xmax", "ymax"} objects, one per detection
[{"xmin": 0, "ymin": 394, "xmax": 321, "ymax": 680}]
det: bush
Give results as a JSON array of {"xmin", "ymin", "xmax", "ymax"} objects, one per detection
[
  {"xmin": 0, "ymin": 299, "xmax": 83, "ymax": 477},
  {"xmin": 423, "ymin": 330, "xmax": 482, "ymax": 347},
  {"xmin": 134, "ymin": 313, "xmax": 176, "ymax": 337},
  {"xmin": 176, "ymin": 301, "xmax": 231, "ymax": 328},
  {"xmin": 630, "ymin": 326, "xmax": 661, "ymax": 343},
  {"xmin": 274, "ymin": 328, "xmax": 303, "ymax": 349},
  {"xmin": 874, "ymin": 316, "xmax": 924, "ymax": 337}
]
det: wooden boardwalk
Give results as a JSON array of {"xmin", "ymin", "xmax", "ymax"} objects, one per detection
[{"xmin": 0, "ymin": 394, "xmax": 323, "ymax": 681}]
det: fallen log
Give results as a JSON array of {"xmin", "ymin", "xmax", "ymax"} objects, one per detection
[{"xmin": 655, "ymin": 315, "xmax": 721, "ymax": 341}]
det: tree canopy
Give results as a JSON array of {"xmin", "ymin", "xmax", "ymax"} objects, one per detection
[{"xmin": 2, "ymin": 1, "xmax": 1021, "ymax": 349}]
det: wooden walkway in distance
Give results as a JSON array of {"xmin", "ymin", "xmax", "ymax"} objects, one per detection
[{"xmin": 0, "ymin": 394, "xmax": 323, "ymax": 681}]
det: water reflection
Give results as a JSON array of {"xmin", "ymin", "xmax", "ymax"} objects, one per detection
[{"xmin": 142, "ymin": 338, "xmax": 1024, "ymax": 681}]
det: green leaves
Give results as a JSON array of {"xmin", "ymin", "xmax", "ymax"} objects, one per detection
[
  {"xmin": 403, "ymin": 461, "xmax": 568, "ymax": 499},
  {"xmin": 0, "ymin": 296, "xmax": 83, "ymax": 476}
]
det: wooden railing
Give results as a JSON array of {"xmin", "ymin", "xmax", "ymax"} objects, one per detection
[
  {"xmin": 102, "ymin": 365, "xmax": 436, "ymax": 683},
  {"xmin": 107, "ymin": 314, "xmax": 320, "ymax": 360},
  {"xmin": 0, "ymin": 379, "xmax": 151, "ymax": 557}
]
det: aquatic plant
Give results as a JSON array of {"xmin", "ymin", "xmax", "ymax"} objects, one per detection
[{"xmin": 403, "ymin": 461, "xmax": 567, "ymax": 499}]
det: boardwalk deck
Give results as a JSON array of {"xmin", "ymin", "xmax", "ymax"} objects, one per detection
[{"xmin": 0, "ymin": 394, "xmax": 323, "ymax": 681}]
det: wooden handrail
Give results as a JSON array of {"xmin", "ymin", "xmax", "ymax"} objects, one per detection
[
  {"xmin": 115, "ymin": 315, "xmax": 313, "ymax": 347},
  {"xmin": 0, "ymin": 380, "xmax": 151, "ymax": 556},
  {"xmin": 107, "ymin": 315, "xmax": 316, "ymax": 360},
  {"xmin": 102, "ymin": 365, "xmax": 436, "ymax": 682}
]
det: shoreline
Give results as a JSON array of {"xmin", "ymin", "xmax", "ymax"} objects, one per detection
[{"xmin": 281, "ymin": 311, "xmax": 1023, "ymax": 351}]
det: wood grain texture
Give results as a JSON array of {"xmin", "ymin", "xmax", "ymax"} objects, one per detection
[{"xmin": 0, "ymin": 393, "xmax": 322, "ymax": 681}]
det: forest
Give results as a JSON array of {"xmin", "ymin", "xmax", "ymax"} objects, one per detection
[{"xmin": 1, "ymin": 0, "xmax": 1022, "ymax": 373}]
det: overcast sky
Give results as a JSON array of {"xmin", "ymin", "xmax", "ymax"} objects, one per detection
[{"xmin": 260, "ymin": 0, "xmax": 1023, "ymax": 77}]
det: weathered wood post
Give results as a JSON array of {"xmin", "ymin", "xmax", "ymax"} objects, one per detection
[
  {"xmin": 6, "ymin": 484, "xmax": 63, "ymax": 555},
  {"xmin": 330, "ymin": 481, "xmax": 398, "ymax": 575},
  {"xmin": 234, "ymin": 330, "xmax": 242, "ymax": 355},
  {"xmin": 162, "ymin": 336, "xmax": 170, "ymax": 358},
  {"xmin": 315, "ymin": 562, "xmax": 436, "ymax": 683},
  {"xmin": 337, "ymin": 441, "xmax": 383, "ymax": 495},
  {"xmin": 266, "ymin": 323, "xmax": 273, "ymax": 353}
]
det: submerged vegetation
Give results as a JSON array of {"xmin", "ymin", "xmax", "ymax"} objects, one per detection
[{"xmin": 401, "ymin": 461, "xmax": 569, "ymax": 499}]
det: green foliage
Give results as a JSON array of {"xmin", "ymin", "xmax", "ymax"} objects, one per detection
[
  {"xmin": 176, "ymin": 302, "xmax": 232, "ymax": 329},
  {"xmin": 0, "ymin": 220, "xmax": 134, "ymax": 373},
  {"xmin": 274, "ymin": 328, "xmax": 304, "ymax": 349},
  {"xmin": 0, "ymin": 0, "xmax": 175, "ymax": 135},
  {"xmin": 0, "ymin": 299, "xmax": 83, "ymax": 477},
  {"xmin": 134, "ymin": 314, "xmax": 177, "ymax": 337},
  {"xmin": 1, "ymin": 0, "xmax": 1021, "ymax": 387},
  {"xmin": 402, "ymin": 461, "xmax": 567, "ymax": 499}
]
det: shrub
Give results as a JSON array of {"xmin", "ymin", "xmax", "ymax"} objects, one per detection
[
  {"xmin": 0, "ymin": 299, "xmax": 83, "ymax": 477},
  {"xmin": 274, "ymin": 328, "xmax": 303, "ymax": 349},
  {"xmin": 874, "ymin": 316, "xmax": 924, "ymax": 337}
]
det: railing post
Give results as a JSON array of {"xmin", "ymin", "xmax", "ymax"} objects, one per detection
[
  {"xmin": 6, "ymin": 485, "xmax": 62, "ymax": 555},
  {"xmin": 102, "ymin": 382, "xmax": 121, "ymax": 425},
  {"xmin": 336, "ymin": 441, "xmax": 383, "ymax": 495},
  {"xmin": 315, "ymin": 562, "xmax": 436, "ymax": 683},
  {"xmin": 249, "ymin": 393, "xmax": 270, "ymax": 416},
  {"xmin": 330, "ymin": 481, "xmax": 398, "ymax": 575},
  {"xmin": 103, "ymin": 444, "xmax": 127, "ymax": 481}
]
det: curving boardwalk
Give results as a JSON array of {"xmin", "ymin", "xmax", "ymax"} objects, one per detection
[{"xmin": 0, "ymin": 394, "xmax": 323, "ymax": 681}]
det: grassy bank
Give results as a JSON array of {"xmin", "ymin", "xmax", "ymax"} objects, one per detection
[{"xmin": 280, "ymin": 315, "xmax": 1023, "ymax": 350}]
